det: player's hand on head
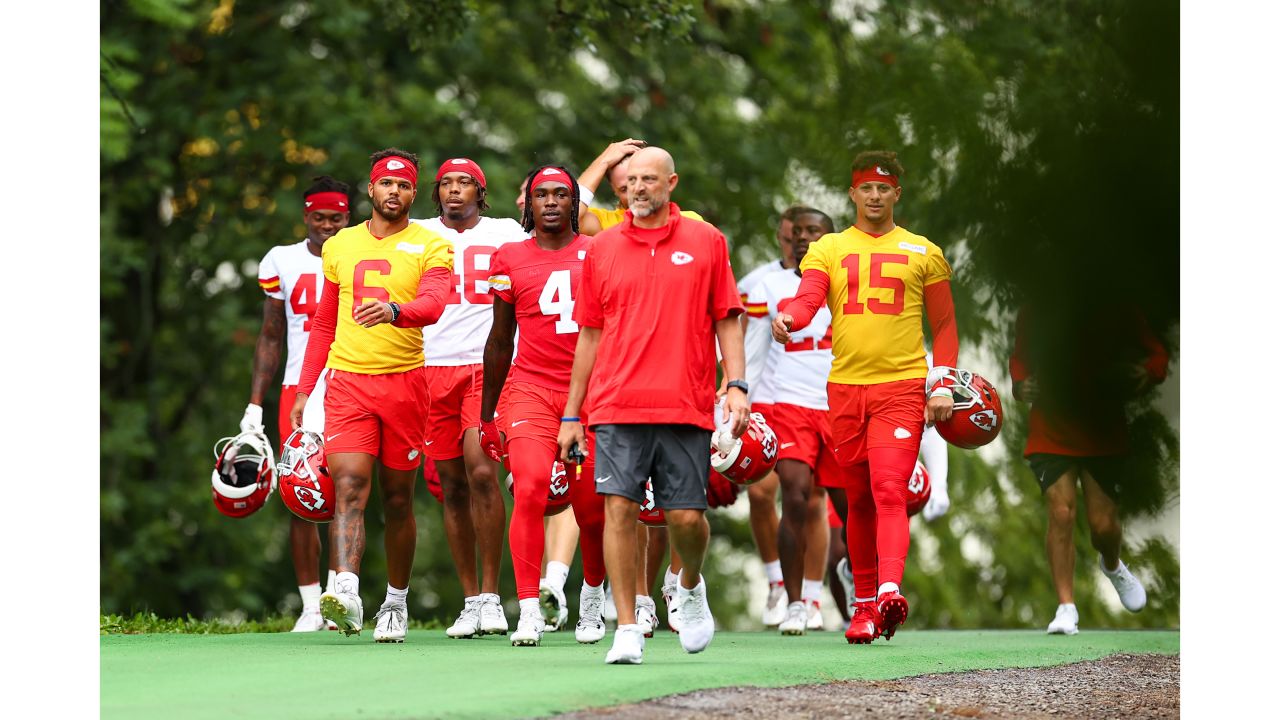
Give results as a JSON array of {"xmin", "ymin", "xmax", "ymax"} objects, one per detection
[
  {"xmin": 771, "ymin": 314, "xmax": 794, "ymax": 344},
  {"xmin": 353, "ymin": 300, "xmax": 393, "ymax": 328},
  {"xmin": 290, "ymin": 393, "xmax": 308, "ymax": 430},
  {"xmin": 606, "ymin": 138, "xmax": 646, "ymax": 163}
]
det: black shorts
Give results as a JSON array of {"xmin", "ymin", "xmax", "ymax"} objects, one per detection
[
  {"xmin": 1027, "ymin": 453, "xmax": 1126, "ymax": 499},
  {"xmin": 592, "ymin": 424, "xmax": 712, "ymax": 510}
]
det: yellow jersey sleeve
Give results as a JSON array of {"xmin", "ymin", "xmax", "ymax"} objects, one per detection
[{"xmin": 924, "ymin": 245, "xmax": 952, "ymax": 286}]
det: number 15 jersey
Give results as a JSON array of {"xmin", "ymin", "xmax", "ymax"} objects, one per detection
[{"xmin": 487, "ymin": 235, "xmax": 591, "ymax": 392}]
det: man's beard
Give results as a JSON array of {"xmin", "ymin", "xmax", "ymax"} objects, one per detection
[
  {"xmin": 629, "ymin": 190, "xmax": 668, "ymax": 218},
  {"xmin": 375, "ymin": 201, "xmax": 408, "ymax": 221}
]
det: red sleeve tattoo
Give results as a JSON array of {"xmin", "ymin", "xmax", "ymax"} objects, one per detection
[
  {"xmin": 783, "ymin": 269, "xmax": 830, "ymax": 332},
  {"xmin": 923, "ymin": 280, "xmax": 959, "ymax": 368},
  {"xmin": 299, "ymin": 278, "xmax": 339, "ymax": 395},
  {"xmin": 393, "ymin": 266, "xmax": 453, "ymax": 328}
]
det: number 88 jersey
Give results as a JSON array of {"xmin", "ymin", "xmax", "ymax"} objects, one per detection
[
  {"xmin": 487, "ymin": 235, "xmax": 592, "ymax": 392},
  {"xmin": 258, "ymin": 240, "xmax": 323, "ymax": 386}
]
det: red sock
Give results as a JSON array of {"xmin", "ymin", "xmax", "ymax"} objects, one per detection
[
  {"xmin": 842, "ymin": 461, "xmax": 879, "ymax": 599},
  {"xmin": 569, "ymin": 453, "xmax": 606, "ymax": 588},
  {"xmin": 867, "ymin": 446, "xmax": 918, "ymax": 588},
  {"xmin": 507, "ymin": 437, "xmax": 555, "ymax": 600}
]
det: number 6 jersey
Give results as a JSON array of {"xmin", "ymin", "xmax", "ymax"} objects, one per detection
[
  {"xmin": 257, "ymin": 240, "xmax": 323, "ymax": 386},
  {"xmin": 487, "ymin": 234, "xmax": 592, "ymax": 391}
]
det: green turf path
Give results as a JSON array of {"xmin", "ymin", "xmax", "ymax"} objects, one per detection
[{"xmin": 101, "ymin": 629, "xmax": 1178, "ymax": 719}]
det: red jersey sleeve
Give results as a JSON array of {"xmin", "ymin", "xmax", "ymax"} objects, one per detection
[
  {"xmin": 393, "ymin": 266, "xmax": 452, "ymax": 328},
  {"xmin": 299, "ymin": 278, "xmax": 339, "ymax": 394},
  {"xmin": 486, "ymin": 246, "xmax": 514, "ymax": 305},
  {"xmin": 923, "ymin": 280, "xmax": 959, "ymax": 368},
  {"xmin": 784, "ymin": 269, "xmax": 830, "ymax": 332},
  {"xmin": 573, "ymin": 245, "xmax": 605, "ymax": 328}
]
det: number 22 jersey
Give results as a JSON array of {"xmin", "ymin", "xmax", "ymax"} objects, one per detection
[
  {"xmin": 487, "ymin": 235, "xmax": 591, "ymax": 392},
  {"xmin": 257, "ymin": 240, "xmax": 323, "ymax": 386}
]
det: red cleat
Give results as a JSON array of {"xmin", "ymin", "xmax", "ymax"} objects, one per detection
[
  {"xmin": 844, "ymin": 601, "xmax": 881, "ymax": 644},
  {"xmin": 876, "ymin": 590, "xmax": 909, "ymax": 640}
]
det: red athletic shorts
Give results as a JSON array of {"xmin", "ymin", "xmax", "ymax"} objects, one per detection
[
  {"xmin": 826, "ymin": 378, "xmax": 926, "ymax": 467},
  {"xmin": 769, "ymin": 402, "xmax": 848, "ymax": 489},
  {"xmin": 324, "ymin": 366, "xmax": 430, "ymax": 471},
  {"xmin": 423, "ymin": 364, "xmax": 483, "ymax": 460},
  {"xmin": 278, "ymin": 384, "xmax": 299, "ymax": 450},
  {"xmin": 497, "ymin": 381, "xmax": 592, "ymax": 453}
]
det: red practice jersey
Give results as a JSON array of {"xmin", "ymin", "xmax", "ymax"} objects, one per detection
[{"xmin": 488, "ymin": 234, "xmax": 592, "ymax": 392}]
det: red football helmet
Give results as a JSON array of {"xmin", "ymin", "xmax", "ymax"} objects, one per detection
[
  {"xmin": 929, "ymin": 368, "xmax": 1004, "ymax": 449},
  {"xmin": 277, "ymin": 429, "xmax": 333, "ymax": 522},
  {"xmin": 905, "ymin": 460, "xmax": 931, "ymax": 517},
  {"xmin": 638, "ymin": 478, "xmax": 665, "ymax": 527},
  {"xmin": 710, "ymin": 412, "xmax": 779, "ymax": 486},
  {"xmin": 211, "ymin": 431, "xmax": 275, "ymax": 518}
]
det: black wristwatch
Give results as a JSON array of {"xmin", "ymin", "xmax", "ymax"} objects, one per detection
[
  {"xmin": 726, "ymin": 379, "xmax": 749, "ymax": 395},
  {"xmin": 388, "ymin": 302, "xmax": 401, "ymax": 323}
]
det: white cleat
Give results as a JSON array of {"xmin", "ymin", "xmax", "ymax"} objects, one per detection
[
  {"xmin": 922, "ymin": 490, "xmax": 951, "ymax": 522},
  {"xmin": 373, "ymin": 601, "xmax": 407, "ymax": 643},
  {"xmin": 806, "ymin": 600, "xmax": 824, "ymax": 630},
  {"xmin": 319, "ymin": 591, "xmax": 364, "ymax": 637},
  {"xmin": 635, "ymin": 595, "xmax": 659, "ymax": 638},
  {"xmin": 603, "ymin": 583, "xmax": 618, "ymax": 623},
  {"xmin": 605, "ymin": 624, "xmax": 645, "ymax": 664},
  {"xmin": 479, "ymin": 593, "xmax": 509, "ymax": 635},
  {"xmin": 576, "ymin": 584, "xmax": 607, "ymax": 644},
  {"xmin": 779, "ymin": 601, "xmax": 808, "ymax": 636},
  {"xmin": 291, "ymin": 607, "xmax": 326, "ymax": 632},
  {"xmin": 1100, "ymin": 556, "xmax": 1147, "ymax": 612},
  {"xmin": 539, "ymin": 582, "xmax": 569, "ymax": 632},
  {"xmin": 446, "ymin": 597, "xmax": 483, "ymax": 639},
  {"xmin": 511, "ymin": 605, "xmax": 544, "ymax": 647},
  {"xmin": 662, "ymin": 575, "xmax": 680, "ymax": 632},
  {"xmin": 677, "ymin": 577, "xmax": 715, "ymax": 653},
  {"xmin": 836, "ymin": 558, "xmax": 856, "ymax": 617},
  {"xmin": 762, "ymin": 581, "xmax": 787, "ymax": 627},
  {"xmin": 1046, "ymin": 603, "xmax": 1080, "ymax": 635}
]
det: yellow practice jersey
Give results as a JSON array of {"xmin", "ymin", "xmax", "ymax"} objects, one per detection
[
  {"xmin": 322, "ymin": 222, "xmax": 453, "ymax": 374},
  {"xmin": 587, "ymin": 206, "xmax": 705, "ymax": 230},
  {"xmin": 799, "ymin": 225, "xmax": 951, "ymax": 384}
]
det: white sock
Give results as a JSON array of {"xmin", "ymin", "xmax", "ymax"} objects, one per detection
[
  {"xmin": 802, "ymin": 579, "xmax": 824, "ymax": 604},
  {"xmin": 854, "ymin": 596, "xmax": 876, "ymax": 604},
  {"xmin": 764, "ymin": 560, "xmax": 783, "ymax": 584},
  {"xmin": 299, "ymin": 583, "xmax": 322, "ymax": 610},
  {"xmin": 335, "ymin": 571, "xmax": 359, "ymax": 596},
  {"xmin": 582, "ymin": 581, "xmax": 604, "ymax": 595},
  {"xmin": 545, "ymin": 561, "xmax": 571, "ymax": 591},
  {"xmin": 519, "ymin": 598, "xmax": 540, "ymax": 615},
  {"xmin": 326, "ymin": 570, "xmax": 337, "ymax": 594},
  {"xmin": 877, "ymin": 581, "xmax": 900, "ymax": 597},
  {"xmin": 664, "ymin": 565, "xmax": 679, "ymax": 588},
  {"xmin": 385, "ymin": 584, "xmax": 408, "ymax": 606}
]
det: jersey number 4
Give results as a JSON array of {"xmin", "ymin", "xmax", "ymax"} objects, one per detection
[
  {"xmin": 539, "ymin": 269, "xmax": 578, "ymax": 334},
  {"xmin": 289, "ymin": 273, "xmax": 319, "ymax": 331},
  {"xmin": 842, "ymin": 253, "xmax": 908, "ymax": 315}
]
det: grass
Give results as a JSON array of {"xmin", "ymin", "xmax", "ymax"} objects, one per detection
[
  {"xmin": 99, "ymin": 612, "xmax": 444, "ymax": 635},
  {"xmin": 101, "ymin": 627, "xmax": 1179, "ymax": 719}
]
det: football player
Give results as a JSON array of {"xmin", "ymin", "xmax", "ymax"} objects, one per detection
[
  {"xmin": 411, "ymin": 158, "xmax": 527, "ymax": 638},
  {"xmin": 241, "ymin": 176, "xmax": 349, "ymax": 631},
  {"xmin": 479, "ymin": 165, "xmax": 608, "ymax": 647},
  {"xmin": 292, "ymin": 149, "xmax": 453, "ymax": 642},
  {"xmin": 773, "ymin": 151, "xmax": 960, "ymax": 644}
]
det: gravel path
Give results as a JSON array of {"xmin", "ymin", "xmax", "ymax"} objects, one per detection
[{"xmin": 554, "ymin": 653, "xmax": 1179, "ymax": 719}]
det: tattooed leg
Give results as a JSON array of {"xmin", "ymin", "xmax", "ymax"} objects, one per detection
[{"xmin": 327, "ymin": 452, "xmax": 376, "ymax": 574}]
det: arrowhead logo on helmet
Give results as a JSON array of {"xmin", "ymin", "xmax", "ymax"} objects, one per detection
[
  {"xmin": 710, "ymin": 412, "xmax": 779, "ymax": 485},
  {"xmin": 905, "ymin": 461, "xmax": 931, "ymax": 517},
  {"xmin": 277, "ymin": 429, "xmax": 334, "ymax": 522},
  {"xmin": 638, "ymin": 478, "xmax": 666, "ymax": 527},
  {"xmin": 928, "ymin": 369, "xmax": 1004, "ymax": 449}
]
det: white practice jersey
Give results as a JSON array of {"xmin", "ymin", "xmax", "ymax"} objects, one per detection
[
  {"xmin": 412, "ymin": 215, "xmax": 527, "ymax": 365},
  {"xmin": 257, "ymin": 240, "xmax": 324, "ymax": 386},
  {"xmin": 747, "ymin": 269, "xmax": 833, "ymax": 409},
  {"xmin": 738, "ymin": 259, "xmax": 788, "ymax": 400}
]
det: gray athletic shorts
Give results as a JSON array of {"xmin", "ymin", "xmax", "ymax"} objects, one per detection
[{"xmin": 592, "ymin": 424, "xmax": 712, "ymax": 510}]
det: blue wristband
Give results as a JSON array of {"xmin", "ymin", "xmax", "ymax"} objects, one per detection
[{"xmin": 561, "ymin": 416, "xmax": 581, "ymax": 423}]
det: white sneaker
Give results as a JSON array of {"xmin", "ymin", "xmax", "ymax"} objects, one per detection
[
  {"xmin": 1046, "ymin": 603, "xmax": 1079, "ymax": 635},
  {"xmin": 511, "ymin": 604, "xmax": 544, "ymax": 647},
  {"xmin": 539, "ymin": 582, "xmax": 568, "ymax": 632},
  {"xmin": 779, "ymin": 601, "xmax": 807, "ymax": 636},
  {"xmin": 762, "ymin": 581, "xmax": 787, "ymax": 627},
  {"xmin": 661, "ymin": 575, "xmax": 680, "ymax": 632},
  {"xmin": 319, "ymin": 591, "xmax": 363, "ymax": 637},
  {"xmin": 836, "ymin": 558, "xmax": 855, "ymax": 617},
  {"xmin": 446, "ymin": 597, "xmax": 482, "ymax": 639},
  {"xmin": 292, "ymin": 607, "xmax": 325, "ymax": 632},
  {"xmin": 1100, "ymin": 556, "xmax": 1147, "ymax": 612},
  {"xmin": 677, "ymin": 577, "xmax": 715, "ymax": 653},
  {"xmin": 576, "ymin": 584, "xmax": 607, "ymax": 644},
  {"xmin": 373, "ymin": 601, "xmax": 407, "ymax": 643},
  {"xmin": 806, "ymin": 600, "xmax": 824, "ymax": 630},
  {"xmin": 922, "ymin": 489, "xmax": 951, "ymax": 522},
  {"xmin": 479, "ymin": 593, "xmax": 509, "ymax": 635},
  {"xmin": 605, "ymin": 624, "xmax": 645, "ymax": 664},
  {"xmin": 635, "ymin": 595, "xmax": 658, "ymax": 638},
  {"xmin": 603, "ymin": 583, "xmax": 618, "ymax": 623}
]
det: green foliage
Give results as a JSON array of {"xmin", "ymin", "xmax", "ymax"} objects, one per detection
[{"xmin": 101, "ymin": 0, "xmax": 1177, "ymax": 628}]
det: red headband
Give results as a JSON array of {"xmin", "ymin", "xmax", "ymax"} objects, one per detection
[
  {"xmin": 851, "ymin": 165, "xmax": 899, "ymax": 188},
  {"xmin": 435, "ymin": 158, "xmax": 487, "ymax": 188},
  {"xmin": 530, "ymin": 167, "xmax": 575, "ymax": 192},
  {"xmin": 303, "ymin": 191, "xmax": 349, "ymax": 214},
  {"xmin": 370, "ymin": 156, "xmax": 418, "ymax": 186}
]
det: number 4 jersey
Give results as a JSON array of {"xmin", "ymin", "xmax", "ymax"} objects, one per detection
[
  {"xmin": 487, "ymin": 235, "xmax": 591, "ymax": 391},
  {"xmin": 745, "ymin": 270, "xmax": 833, "ymax": 409},
  {"xmin": 257, "ymin": 240, "xmax": 323, "ymax": 385}
]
